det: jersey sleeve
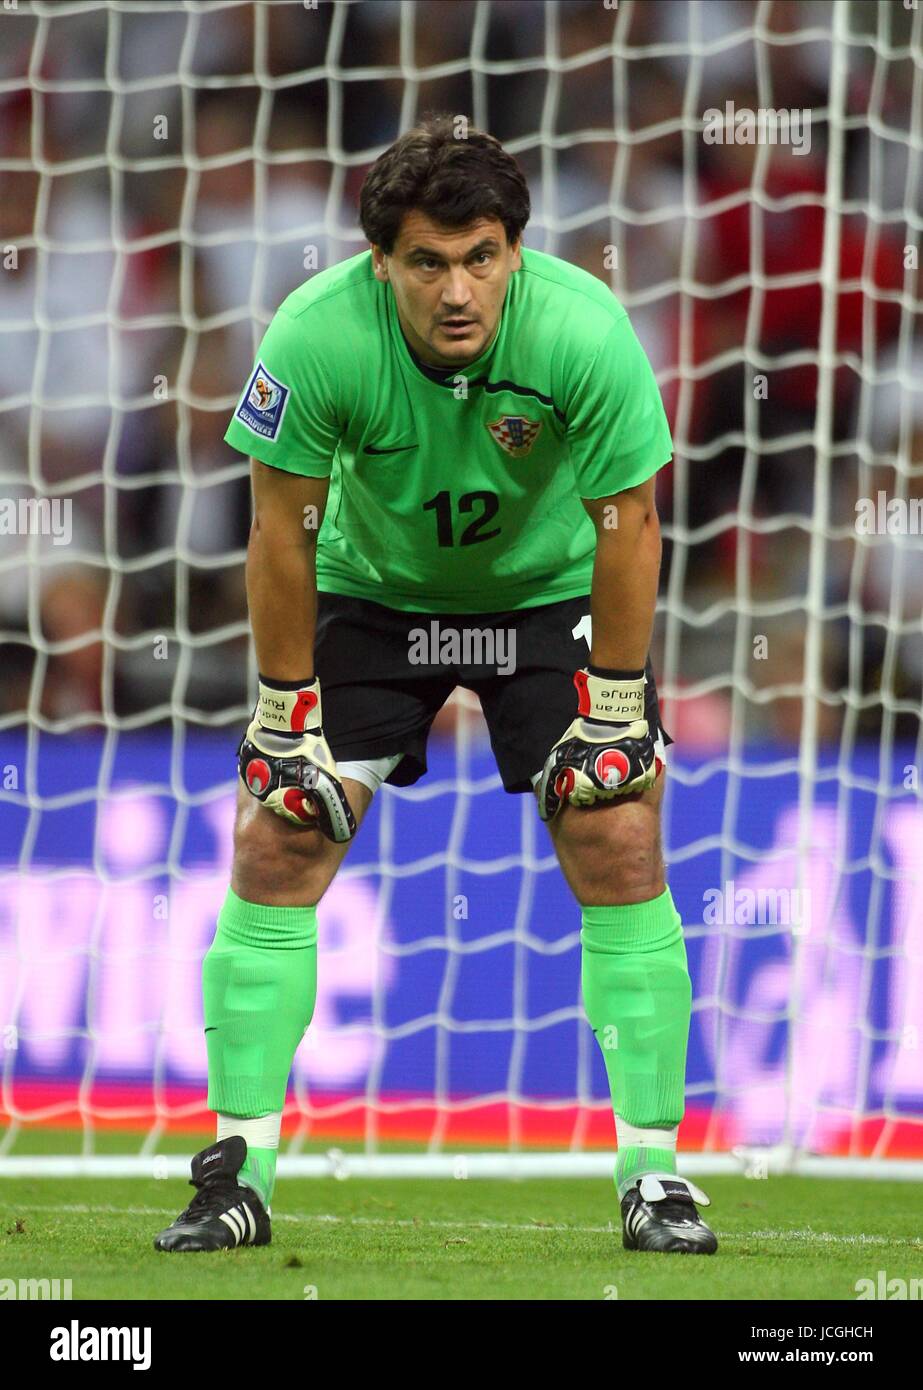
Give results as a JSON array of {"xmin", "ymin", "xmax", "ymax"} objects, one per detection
[
  {"xmin": 566, "ymin": 312, "xmax": 673, "ymax": 499},
  {"xmin": 224, "ymin": 306, "xmax": 341, "ymax": 477}
]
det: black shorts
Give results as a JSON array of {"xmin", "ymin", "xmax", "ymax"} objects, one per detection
[{"xmin": 313, "ymin": 592, "xmax": 672, "ymax": 794}]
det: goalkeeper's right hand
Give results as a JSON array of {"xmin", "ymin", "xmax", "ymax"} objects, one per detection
[{"xmin": 237, "ymin": 676, "xmax": 356, "ymax": 843}]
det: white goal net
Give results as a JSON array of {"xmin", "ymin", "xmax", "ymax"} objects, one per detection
[{"xmin": 1, "ymin": 0, "xmax": 922, "ymax": 1179}]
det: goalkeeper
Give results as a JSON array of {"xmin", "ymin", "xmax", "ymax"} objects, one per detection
[{"xmin": 154, "ymin": 115, "xmax": 716, "ymax": 1257}]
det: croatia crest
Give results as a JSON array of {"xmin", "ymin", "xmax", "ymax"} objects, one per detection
[{"xmin": 486, "ymin": 414, "xmax": 542, "ymax": 458}]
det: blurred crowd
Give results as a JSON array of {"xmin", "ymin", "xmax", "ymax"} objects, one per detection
[{"xmin": 0, "ymin": 0, "xmax": 920, "ymax": 749}]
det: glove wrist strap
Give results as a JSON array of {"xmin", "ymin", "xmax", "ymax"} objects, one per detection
[
  {"xmin": 586, "ymin": 663, "xmax": 645, "ymax": 680},
  {"xmin": 574, "ymin": 669, "xmax": 645, "ymax": 723},
  {"xmin": 257, "ymin": 676, "xmax": 322, "ymax": 735}
]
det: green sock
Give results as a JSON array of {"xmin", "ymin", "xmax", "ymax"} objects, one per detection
[
  {"xmin": 217, "ymin": 1132, "xmax": 279, "ymax": 1209},
  {"xmin": 203, "ymin": 886, "xmax": 317, "ymax": 1204},
  {"xmin": 240, "ymin": 1146, "xmax": 277, "ymax": 1207},
  {"xmin": 581, "ymin": 888, "xmax": 691, "ymax": 1199},
  {"xmin": 613, "ymin": 1135, "xmax": 677, "ymax": 1196}
]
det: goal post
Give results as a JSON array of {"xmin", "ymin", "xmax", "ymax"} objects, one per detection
[{"xmin": 1, "ymin": 0, "xmax": 922, "ymax": 1180}]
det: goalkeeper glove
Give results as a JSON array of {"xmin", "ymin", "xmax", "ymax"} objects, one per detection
[
  {"xmin": 537, "ymin": 667, "xmax": 662, "ymax": 823},
  {"xmin": 237, "ymin": 675, "xmax": 356, "ymax": 842}
]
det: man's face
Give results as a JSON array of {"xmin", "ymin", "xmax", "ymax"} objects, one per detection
[{"xmin": 371, "ymin": 211, "xmax": 521, "ymax": 369}]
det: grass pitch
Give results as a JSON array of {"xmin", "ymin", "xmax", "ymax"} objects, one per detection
[{"xmin": 2, "ymin": 1132, "xmax": 920, "ymax": 1300}]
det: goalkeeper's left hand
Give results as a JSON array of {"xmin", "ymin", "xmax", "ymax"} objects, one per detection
[{"xmin": 537, "ymin": 668, "xmax": 662, "ymax": 823}]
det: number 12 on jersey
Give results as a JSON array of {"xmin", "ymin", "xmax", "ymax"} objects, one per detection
[{"xmin": 422, "ymin": 490, "xmax": 501, "ymax": 546}]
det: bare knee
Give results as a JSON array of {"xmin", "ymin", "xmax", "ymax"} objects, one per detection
[
  {"xmin": 549, "ymin": 786, "xmax": 665, "ymax": 906},
  {"xmin": 230, "ymin": 778, "xmax": 371, "ymax": 906},
  {"xmin": 232, "ymin": 803, "xmax": 333, "ymax": 905}
]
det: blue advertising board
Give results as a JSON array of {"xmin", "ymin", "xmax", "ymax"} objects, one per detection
[{"xmin": 1, "ymin": 731, "xmax": 921, "ymax": 1149}]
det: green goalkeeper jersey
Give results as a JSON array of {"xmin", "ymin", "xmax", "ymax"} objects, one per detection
[{"xmin": 224, "ymin": 246, "xmax": 672, "ymax": 613}]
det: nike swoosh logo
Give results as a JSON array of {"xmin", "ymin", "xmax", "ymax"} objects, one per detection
[
  {"xmin": 363, "ymin": 443, "xmax": 416, "ymax": 455},
  {"xmin": 204, "ymin": 1027, "xmax": 217, "ymax": 1033}
]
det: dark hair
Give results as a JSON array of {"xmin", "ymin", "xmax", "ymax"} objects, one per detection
[{"xmin": 358, "ymin": 113, "xmax": 531, "ymax": 255}]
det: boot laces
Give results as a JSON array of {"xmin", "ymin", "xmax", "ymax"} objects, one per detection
[{"xmin": 177, "ymin": 1174, "xmax": 241, "ymax": 1224}]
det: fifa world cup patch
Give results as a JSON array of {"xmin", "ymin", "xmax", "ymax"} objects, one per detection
[
  {"xmin": 235, "ymin": 361, "xmax": 290, "ymax": 441},
  {"xmin": 486, "ymin": 415, "xmax": 542, "ymax": 458}
]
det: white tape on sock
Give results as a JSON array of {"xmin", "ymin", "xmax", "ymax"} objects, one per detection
[
  {"xmin": 615, "ymin": 1121, "xmax": 678, "ymax": 1150},
  {"xmin": 217, "ymin": 1112, "xmax": 283, "ymax": 1151}
]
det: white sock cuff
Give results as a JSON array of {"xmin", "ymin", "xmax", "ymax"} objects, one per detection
[
  {"xmin": 615, "ymin": 1121, "xmax": 678, "ymax": 1149},
  {"xmin": 217, "ymin": 1112, "xmax": 283, "ymax": 1151}
]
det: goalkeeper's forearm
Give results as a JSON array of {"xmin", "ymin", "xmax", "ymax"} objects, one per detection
[
  {"xmin": 246, "ymin": 459, "xmax": 329, "ymax": 680},
  {"xmin": 582, "ymin": 478, "xmax": 661, "ymax": 670},
  {"xmin": 246, "ymin": 514, "xmax": 318, "ymax": 680}
]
